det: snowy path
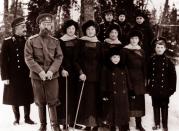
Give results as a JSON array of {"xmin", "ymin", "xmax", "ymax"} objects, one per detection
[{"xmin": 0, "ymin": 66, "xmax": 179, "ymax": 131}]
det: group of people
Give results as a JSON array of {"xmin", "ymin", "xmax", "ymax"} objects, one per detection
[{"xmin": 0, "ymin": 8, "xmax": 177, "ymax": 131}]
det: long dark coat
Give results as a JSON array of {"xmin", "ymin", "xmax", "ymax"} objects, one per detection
[
  {"xmin": 100, "ymin": 64, "xmax": 130, "ymax": 126},
  {"xmin": 122, "ymin": 47, "xmax": 146, "ymax": 117},
  {"xmin": 57, "ymin": 38, "xmax": 79, "ymax": 124},
  {"xmin": 1, "ymin": 35, "xmax": 34, "ymax": 106},
  {"xmin": 147, "ymin": 54, "xmax": 176, "ymax": 97},
  {"xmin": 76, "ymin": 39, "xmax": 103, "ymax": 126},
  {"xmin": 133, "ymin": 23, "xmax": 154, "ymax": 61},
  {"xmin": 117, "ymin": 21, "xmax": 132, "ymax": 45}
]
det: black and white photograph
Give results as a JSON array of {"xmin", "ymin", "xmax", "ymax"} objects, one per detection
[{"xmin": 0, "ymin": 0, "xmax": 179, "ymax": 131}]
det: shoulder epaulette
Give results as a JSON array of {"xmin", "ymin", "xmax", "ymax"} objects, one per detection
[
  {"xmin": 113, "ymin": 22, "xmax": 119, "ymax": 25},
  {"xmin": 100, "ymin": 22, "xmax": 105, "ymax": 25},
  {"xmin": 49, "ymin": 35, "xmax": 58, "ymax": 41},
  {"xmin": 28, "ymin": 34, "xmax": 39, "ymax": 40},
  {"xmin": 4, "ymin": 37, "xmax": 12, "ymax": 40}
]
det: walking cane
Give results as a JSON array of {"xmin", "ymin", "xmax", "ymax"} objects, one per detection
[
  {"xmin": 42, "ymin": 80, "xmax": 53, "ymax": 131},
  {"xmin": 65, "ymin": 76, "xmax": 69, "ymax": 130},
  {"xmin": 73, "ymin": 80, "xmax": 85, "ymax": 131}
]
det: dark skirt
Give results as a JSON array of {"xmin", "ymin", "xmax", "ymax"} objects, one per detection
[
  {"xmin": 129, "ymin": 95, "xmax": 145, "ymax": 117},
  {"xmin": 77, "ymin": 82, "xmax": 98, "ymax": 127},
  {"xmin": 57, "ymin": 76, "xmax": 78, "ymax": 125}
]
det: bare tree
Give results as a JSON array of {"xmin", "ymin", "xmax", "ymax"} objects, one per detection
[{"xmin": 4, "ymin": 0, "xmax": 9, "ymax": 34}]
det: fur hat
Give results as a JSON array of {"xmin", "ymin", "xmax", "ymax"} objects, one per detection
[
  {"xmin": 62, "ymin": 19, "xmax": 79, "ymax": 33},
  {"xmin": 82, "ymin": 20, "xmax": 99, "ymax": 35},
  {"xmin": 128, "ymin": 30, "xmax": 143, "ymax": 40},
  {"xmin": 105, "ymin": 24, "xmax": 122, "ymax": 38},
  {"xmin": 116, "ymin": 9, "xmax": 127, "ymax": 17},
  {"xmin": 135, "ymin": 11, "xmax": 146, "ymax": 19},
  {"xmin": 106, "ymin": 47, "xmax": 125, "ymax": 67},
  {"xmin": 11, "ymin": 17, "xmax": 25, "ymax": 28}
]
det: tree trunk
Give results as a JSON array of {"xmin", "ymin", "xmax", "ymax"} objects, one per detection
[
  {"xmin": 4, "ymin": 0, "xmax": 9, "ymax": 34},
  {"xmin": 80, "ymin": 0, "xmax": 95, "ymax": 24}
]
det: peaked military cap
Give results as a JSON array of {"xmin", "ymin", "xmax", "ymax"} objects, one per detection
[
  {"xmin": 36, "ymin": 13, "xmax": 53, "ymax": 24},
  {"xmin": 11, "ymin": 17, "xmax": 25, "ymax": 28}
]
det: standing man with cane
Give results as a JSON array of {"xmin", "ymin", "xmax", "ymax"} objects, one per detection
[{"xmin": 24, "ymin": 13, "xmax": 63, "ymax": 131}]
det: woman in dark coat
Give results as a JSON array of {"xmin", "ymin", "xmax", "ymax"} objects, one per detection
[
  {"xmin": 57, "ymin": 19, "xmax": 80, "ymax": 127},
  {"xmin": 122, "ymin": 30, "xmax": 146, "ymax": 131},
  {"xmin": 132, "ymin": 11, "xmax": 154, "ymax": 62},
  {"xmin": 101, "ymin": 47, "xmax": 130, "ymax": 131},
  {"xmin": 116, "ymin": 10, "xmax": 132, "ymax": 45},
  {"xmin": 103, "ymin": 24, "xmax": 123, "ymax": 59},
  {"xmin": 76, "ymin": 20, "xmax": 103, "ymax": 130},
  {"xmin": 0, "ymin": 17, "xmax": 34, "ymax": 125}
]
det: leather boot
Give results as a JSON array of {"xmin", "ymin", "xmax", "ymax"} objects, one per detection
[
  {"xmin": 152, "ymin": 107, "xmax": 160, "ymax": 130},
  {"xmin": 38, "ymin": 106, "xmax": 47, "ymax": 131},
  {"xmin": 12, "ymin": 106, "xmax": 20, "ymax": 125},
  {"xmin": 24, "ymin": 105, "xmax": 35, "ymax": 124},
  {"xmin": 161, "ymin": 107, "xmax": 168, "ymax": 130},
  {"xmin": 136, "ymin": 117, "xmax": 145, "ymax": 131},
  {"xmin": 48, "ymin": 106, "xmax": 61, "ymax": 131}
]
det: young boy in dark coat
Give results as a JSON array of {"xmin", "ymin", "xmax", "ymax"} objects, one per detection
[
  {"xmin": 101, "ymin": 47, "xmax": 130, "ymax": 131},
  {"xmin": 147, "ymin": 37, "xmax": 177, "ymax": 131}
]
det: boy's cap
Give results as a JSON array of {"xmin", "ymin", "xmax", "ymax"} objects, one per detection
[{"xmin": 152, "ymin": 37, "xmax": 167, "ymax": 46}]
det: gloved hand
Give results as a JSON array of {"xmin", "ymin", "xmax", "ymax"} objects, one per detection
[
  {"xmin": 129, "ymin": 90, "xmax": 136, "ymax": 99},
  {"xmin": 46, "ymin": 70, "xmax": 53, "ymax": 80},
  {"xmin": 102, "ymin": 97, "xmax": 109, "ymax": 101},
  {"xmin": 39, "ymin": 71, "xmax": 46, "ymax": 81},
  {"xmin": 79, "ymin": 74, "xmax": 86, "ymax": 81},
  {"xmin": 61, "ymin": 69, "xmax": 69, "ymax": 77},
  {"xmin": 3, "ymin": 80, "xmax": 10, "ymax": 85}
]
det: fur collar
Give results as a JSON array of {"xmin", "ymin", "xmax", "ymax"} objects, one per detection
[
  {"xmin": 104, "ymin": 38, "xmax": 122, "ymax": 45},
  {"xmin": 80, "ymin": 36, "xmax": 99, "ymax": 43},
  {"xmin": 124, "ymin": 43, "xmax": 141, "ymax": 50},
  {"xmin": 60, "ymin": 34, "xmax": 77, "ymax": 41}
]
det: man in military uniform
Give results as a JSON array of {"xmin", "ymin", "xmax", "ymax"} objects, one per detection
[
  {"xmin": 24, "ymin": 13, "xmax": 63, "ymax": 131},
  {"xmin": 1, "ymin": 17, "xmax": 35, "ymax": 125},
  {"xmin": 98, "ymin": 9, "xmax": 120, "ymax": 42}
]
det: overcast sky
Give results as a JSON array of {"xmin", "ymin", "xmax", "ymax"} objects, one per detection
[{"xmin": 0, "ymin": 0, "xmax": 179, "ymax": 25}]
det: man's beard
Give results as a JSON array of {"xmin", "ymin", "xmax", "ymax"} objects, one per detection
[{"xmin": 40, "ymin": 28, "xmax": 50, "ymax": 37}]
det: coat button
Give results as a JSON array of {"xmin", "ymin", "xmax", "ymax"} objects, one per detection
[
  {"xmin": 162, "ymin": 74, "xmax": 164, "ymax": 76},
  {"xmin": 17, "ymin": 60, "xmax": 20, "ymax": 62},
  {"xmin": 152, "ymin": 73, "xmax": 155, "ymax": 76},
  {"xmin": 121, "ymin": 72, "xmax": 124, "ymax": 75},
  {"xmin": 114, "ymin": 91, "xmax": 117, "ymax": 94},
  {"xmin": 152, "ymin": 85, "xmax": 154, "ymax": 87},
  {"xmin": 161, "ymin": 86, "xmax": 164, "ymax": 88},
  {"xmin": 18, "ymin": 66, "xmax": 20, "ymax": 68},
  {"xmin": 162, "ymin": 68, "xmax": 165, "ymax": 71},
  {"xmin": 17, "ymin": 54, "xmax": 19, "ymax": 56},
  {"xmin": 163, "ymin": 63, "xmax": 165, "ymax": 65},
  {"xmin": 16, "ymin": 48, "xmax": 18, "ymax": 51},
  {"xmin": 112, "ymin": 72, "xmax": 115, "ymax": 76},
  {"xmin": 113, "ymin": 82, "xmax": 116, "ymax": 85}
]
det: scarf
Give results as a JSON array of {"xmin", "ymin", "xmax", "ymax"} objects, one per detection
[
  {"xmin": 80, "ymin": 36, "xmax": 99, "ymax": 43},
  {"xmin": 60, "ymin": 34, "xmax": 77, "ymax": 41}
]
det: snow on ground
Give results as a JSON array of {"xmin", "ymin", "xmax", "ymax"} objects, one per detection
[{"xmin": 0, "ymin": 65, "xmax": 179, "ymax": 131}]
